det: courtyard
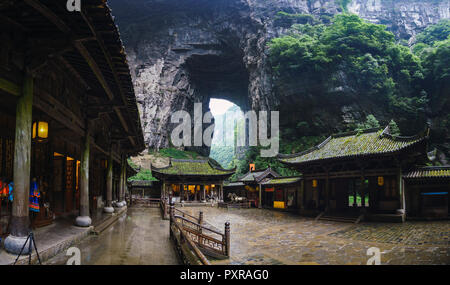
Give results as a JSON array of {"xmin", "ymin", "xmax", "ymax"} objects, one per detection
[{"xmin": 181, "ymin": 207, "xmax": 450, "ymax": 265}]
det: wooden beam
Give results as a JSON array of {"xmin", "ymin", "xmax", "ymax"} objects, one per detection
[
  {"xmin": 56, "ymin": 56, "xmax": 89, "ymax": 90},
  {"xmin": 25, "ymin": 0, "xmax": 136, "ymax": 148},
  {"xmin": 73, "ymin": 41, "xmax": 114, "ymax": 100},
  {"xmin": 24, "ymin": 0, "xmax": 71, "ymax": 34},
  {"xmin": 0, "ymin": 77, "xmax": 21, "ymax": 96},
  {"xmin": 80, "ymin": 11, "xmax": 134, "ymax": 145}
]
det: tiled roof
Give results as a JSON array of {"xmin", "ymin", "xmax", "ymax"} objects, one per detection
[
  {"xmin": 128, "ymin": 180, "xmax": 154, "ymax": 187},
  {"xmin": 239, "ymin": 168, "xmax": 280, "ymax": 182},
  {"xmin": 278, "ymin": 126, "xmax": 428, "ymax": 166},
  {"xmin": 224, "ymin": 181, "xmax": 245, "ymax": 187},
  {"xmin": 261, "ymin": 176, "xmax": 302, "ymax": 185},
  {"xmin": 404, "ymin": 167, "xmax": 450, "ymax": 179},
  {"xmin": 152, "ymin": 158, "xmax": 235, "ymax": 177}
]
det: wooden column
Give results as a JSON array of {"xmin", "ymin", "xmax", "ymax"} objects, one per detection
[
  {"xmin": 104, "ymin": 149, "xmax": 114, "ymax": 213},
  {"xmin": 75, "ymin": 130, "xmax": 91, "ymax": 227},
  {"xmin": 180, "ymin": 183, "xmax": 184, "ymax": 202},
  {"xmin": 4, "ymin": 72, "xmax": 34, "ymax": 254},
  {"xmin": 202, "ymin": 184, "xmax": 206, "ymax": 202},
  {"xmin": 325, "ymin": 171, "xmax": 330, "ymax": 211},
  {"xmin": 258, "ymin": 183, "xmax": 262, "ymax": 208}
]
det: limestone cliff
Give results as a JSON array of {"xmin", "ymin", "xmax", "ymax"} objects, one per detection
[{"xmin": 108, "ymin": 0, "xmax": 449, "ymax": 156}]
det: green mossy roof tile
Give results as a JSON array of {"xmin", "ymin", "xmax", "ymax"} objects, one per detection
[{"xmin": 279, "ymin": 127, "xmax": 427, "ymax": 165}]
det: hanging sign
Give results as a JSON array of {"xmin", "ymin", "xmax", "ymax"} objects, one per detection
[
  {"xmin": 312, "ymin": 179, "xmax": 318, "ymax": 188},
  {"xmin": 377, "ymin": 176, "xmax": 384, "ymax": 186}
]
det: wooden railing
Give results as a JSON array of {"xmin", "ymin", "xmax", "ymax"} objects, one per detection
[
  {"xmin": 170, "ymin": 216, "xmax": 211, "ymax": 265},
  {"xmin": 160, "ymin": 198, "xmax": 169, "ymax": 220},
  {"xmin": 169, "ymin": 203, "xmax": 230, "ymax": 260},
  {"xmin": 131, "ymin": 196, "xmax": 160, "ymax": 208}
]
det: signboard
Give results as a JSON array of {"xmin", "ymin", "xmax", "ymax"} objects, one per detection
[
  {"xmin": 274, "ymin": 201, "xmax": 285, "ymax": 209},
  {"xmin": 265, "ymin": 187, "xmax": 274, "ymax": 192},
  {"xmin": 312, "ymin": 179, "xmax": 318, "ymax": 188}
]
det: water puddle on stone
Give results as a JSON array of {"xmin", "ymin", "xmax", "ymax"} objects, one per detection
[{"xmin": 45, "ymin": 208, "xmax": 179, "ymax": 265}]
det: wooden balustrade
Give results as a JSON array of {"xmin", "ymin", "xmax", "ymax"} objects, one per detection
[{"xmin": 169, "ymin": 202, "xmax": 230, "ymax": 261}]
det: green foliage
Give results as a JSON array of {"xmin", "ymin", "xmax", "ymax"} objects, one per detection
[
  {"xmin": 128, "ymin": 169, "xmax": 158, "ymax": 182},
  {"xmin": 269, "ymin": 14, "xmax": 428, "ymax": 132},
  {"xmin": 209, "ymin": 146, "xmax": 234, "ymax": 168},
  {"xmin": 355, "ymin": 114, "xmax": 380, "ymax": 133},
  {"xmin": 415, "ymin": 19, "xmax": 450, "ymax": 46},
  {"xmin": 159, "ymin": 147, "xmax": 199, "ymax": 159},
  {"xmin": 388, "ymin": 119, "xmax": 401, "ymax": 136}
]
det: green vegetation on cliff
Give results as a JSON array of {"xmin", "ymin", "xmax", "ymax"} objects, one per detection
[{"xmin": 267, "ymin": 14, "xmax": 449, "ymax": 165}]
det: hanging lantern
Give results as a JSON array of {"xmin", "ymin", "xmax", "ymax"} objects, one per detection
[
  {"xmin": 312, "ymin": 179, "xmax": 318, "ymax": 188},
  {"xmin": 378, "ymin": 176, "xmax": 384, "ymax": 186},
  {"xmin": 32, "ymin": 121, "xmax": 48, "ymax": 142}
]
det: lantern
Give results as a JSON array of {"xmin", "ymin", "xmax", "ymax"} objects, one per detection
[
  {"xmin": 312, "ymin": 179, "xmax": 318, "ymax": 188},
  {"xmin": 377, "ymin": 176, "xmax": 384, "ymax": 186},
  {"xmin": 32, "ymin": 121, "xmax": 48, "ymax": 141}
]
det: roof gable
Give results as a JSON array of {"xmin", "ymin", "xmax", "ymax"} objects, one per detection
[{"xmin": 239, "ymin": 167, "xmax": 280, "ymax": 182}]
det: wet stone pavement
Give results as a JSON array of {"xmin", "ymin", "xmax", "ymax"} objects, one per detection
[
  {"xmin": 181, "ymin": 207, "xmax": 450, "ymax": 265},
  {"xmin": 45, "ymin": 208, "xmax": 179, "ymax": 265}
]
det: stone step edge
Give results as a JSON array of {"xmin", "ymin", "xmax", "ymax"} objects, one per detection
[{"xmin": 93, "ymin": 207, "xmax": 127, "ymax": 235}]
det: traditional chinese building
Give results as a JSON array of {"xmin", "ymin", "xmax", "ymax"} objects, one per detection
[
  {"xmin": 403, "ymin": 166, "xmax": 450, "ymax": 219},
  {"xmin": 223, "ymin": 167, "xmax": 280, "ymax": 207},
  {"xmin": 151, "ymin": 158, "xmax": 235, "ymax": 203},
  {"xmin": 278, "ymin": 126, "xmax": 430, "ymax": 222},
  {"xmin": 0, "ymin": 0, "xmax": 145, "ymax": 253},
  {"xmin": 260, "ymin": 176, "xmax": 302, "ymax": 210}
]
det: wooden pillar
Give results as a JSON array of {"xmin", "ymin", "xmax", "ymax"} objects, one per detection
[
  {"xmin": 202, "ymin": 184, "xmax": 206, "ymax": 202},
  {"xmin": 258, "ymin": 183, "xmax": 262, "ymax": 208},
  {"xmin": 4, "ymin": 72, "xmax": 34, "ymax": 254},
  {"xmin": 104, "ymin": 149, "xmax": 114, "ymax": 213},
  {"xmin": 180, "ymin": 183, "xmax": 184, "ymax": 202},
  {"xmin": 75, "ymin": 130, "xmax": 91, "ymax": 227},
  {"xmin": 325, "ymin": 171, "xmax": 330, "ymax": 211},
  {"xmin": 398, "ymin": 166, "xmax": 406, "ymax": 220}
]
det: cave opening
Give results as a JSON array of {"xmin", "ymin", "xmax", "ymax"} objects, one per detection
[
  {"xmin": 209, "ymin": 98, "xmax": 242, "ymax": 168},
  {"xmin": 183, "ymin": 47, "xmax": 250, "ymax": 162}
]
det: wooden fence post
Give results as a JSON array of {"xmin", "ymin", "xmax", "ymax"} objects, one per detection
[
  {"xmin": 169, "ymin": 201, "xmax": 174, "ymax": 237},
  {"xmin": 199, "ymin": 211, "xmax": 203, "ymax": 224},
  {"xmin": 225, "ymin": 222, "xmax": 230, "ymax": 257}
]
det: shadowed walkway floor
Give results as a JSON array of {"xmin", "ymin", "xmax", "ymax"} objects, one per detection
[{"xmin": 45, "ymin": 207, "xmax": 179, "ymax": 265}]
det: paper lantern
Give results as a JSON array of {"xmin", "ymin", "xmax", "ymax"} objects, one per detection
[
  {"xmin": 32, "ymin": 121, "xmax": 48, "ymax": 141},
  {"xmin": 378, "ymin": 176, "xmax": 384, "ymax": 186}
]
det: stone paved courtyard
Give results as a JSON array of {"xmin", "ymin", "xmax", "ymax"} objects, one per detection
[{"xmin": 181, "ymin": 207, "xmax": 450, "ymax": 265}]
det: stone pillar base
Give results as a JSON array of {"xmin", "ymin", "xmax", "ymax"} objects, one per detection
[
  {"xmin": 103, "ymin": 206, "xmax": 114, "ymax": 213},
  {"xmin": 4, "ymin": 235, "xmax": 32, "ymax": 255},
  {"xmin": 75, "ymin": 216, "xmax": 92, "ymax": 227}
]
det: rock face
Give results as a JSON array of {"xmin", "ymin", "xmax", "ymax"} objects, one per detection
[{"xmin": 109, "ymin": 0, "xmax": 449, "ymax": 156}]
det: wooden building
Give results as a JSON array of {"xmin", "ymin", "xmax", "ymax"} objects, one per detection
[
  {"xmin": 278, "ymin": 126, "xmax": 429, "ymax": 222},
  {"xmin": 223, "ymin": 167, "xmax": 280, "ymax": 208},
  {"xmin": 151, "ymin": 158, "xmax": 235, "ymax": 203},
  {"xmin": 0, "ymin": 1, "xmax": 145, "ymax": 254},
  {"xmin": 260, "ymin": 176, "xmax": 302, "ymax": 210},
  {"xmin": 404, "ymin": 166, "xmax": 449, "ymax": 219}
]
